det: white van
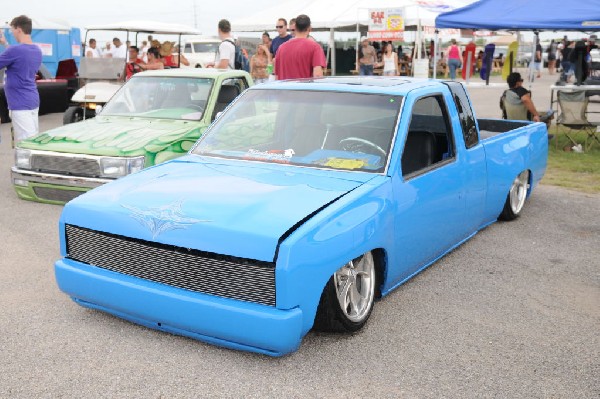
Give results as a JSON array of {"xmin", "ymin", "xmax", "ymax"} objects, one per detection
[{"xmin": 183, "ymin": 36, "xmax": 221, "ymax": 68}]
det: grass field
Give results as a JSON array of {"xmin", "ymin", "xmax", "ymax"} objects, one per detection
[{"xmin": 543, "ymin": 129, "xmax": 600, "ymax": 193}]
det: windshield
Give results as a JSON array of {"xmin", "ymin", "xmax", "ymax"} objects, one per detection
[
  {"xmin": 101, "ymin": 76, "xmax": 213, "ymax": 120},
  {"xmin": 192, "ymin": 89, "xmax": 402, "ymax": 173},
  {"xmin": 79, "ymin": 57, "xmax": 126, "ymax": 80},
  {"xmin": 186, "ymin": 42, "xmax": 219, "ymax": 53}
]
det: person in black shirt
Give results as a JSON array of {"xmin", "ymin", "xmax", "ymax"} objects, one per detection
[
  {"xmin": 505, "ymin": 72, "xmax": 542, "ymax": 122},
  {"xmin": 570, "ymin": 40, "xmax": 588, "ymax": 85}
]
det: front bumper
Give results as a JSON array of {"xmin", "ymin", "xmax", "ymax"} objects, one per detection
[
  {"xmin": 55, "ymin": 259, "xmax": 304, "ymax": 356},
  {"xmin": 12, "ymin": 167, "xmax": 110, "ymax": 204}
]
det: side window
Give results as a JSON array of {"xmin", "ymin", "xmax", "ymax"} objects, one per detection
[
  {"xmin": 184, "ymin": 43, "xmax": 192, "ymax": 54},
  {"xmin": 446, "ymin": 82, "xmax": 479, "ymax": 148},
  {"xmin": 222, "ymin": 77, "xmax": 249, "ymax": 92},
  {"xmin": 212, "ymin": 78, "xmax": 249, "ymax": 121},
  {"xmin": 401, "ymin": 95, "xmax": 455, "ymax": 177}
]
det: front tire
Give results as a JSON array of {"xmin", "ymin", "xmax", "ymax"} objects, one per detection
[
  {"xmin": 63, "ymin": 106, "xmax": 84, "ymax": 124},
  {"xmin": 314, "ymin": 251, "xmax": 377, "ymax": 333},
  {"xmin": 499, "ymin": 170, "xmax": 530, "ymax": 221}
]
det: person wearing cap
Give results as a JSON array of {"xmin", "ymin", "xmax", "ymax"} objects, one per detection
[
  {"xmin": 358, "ymin": 36, "xmax": 376, "ymax": 76},
  {"xmin": 160, "ymin": 41, "xmax": 189, "ymax": 68}
]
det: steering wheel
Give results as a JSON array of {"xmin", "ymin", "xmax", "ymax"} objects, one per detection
[{"xmin": 339, "ymin": 137, "xmax": 387, "ymax": 158}]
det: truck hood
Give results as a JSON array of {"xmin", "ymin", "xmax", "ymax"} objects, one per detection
[
  {"xmin": 62, "ymin": 157, "xmax": 374, "ymax": 262},
  {"xmin": 19, "ymin": 116, "xmax": 206, "ymax": 157}
]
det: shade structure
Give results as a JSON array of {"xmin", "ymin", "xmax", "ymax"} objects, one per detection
[{"xmin": 436, "ymin": 0, "xmax": 600, "ymax": 31}]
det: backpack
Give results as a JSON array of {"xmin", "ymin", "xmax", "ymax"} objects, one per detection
[{"xmin": 223, "ymin": 39, "xmax": 250, "ymax": 72}]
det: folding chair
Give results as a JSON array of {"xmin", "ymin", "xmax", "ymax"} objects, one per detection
[
  {"xmin": 502, "ymin": 90, "xmax": 529, "ymax": 121},
  {"xmin": 557, "ymin": 90, "xmax": 600, "ymax": 151}
]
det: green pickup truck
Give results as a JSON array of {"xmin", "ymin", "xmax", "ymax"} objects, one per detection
[{"xmin": 12, "ymin": 68, "xmax": 253, "ymax": 204}]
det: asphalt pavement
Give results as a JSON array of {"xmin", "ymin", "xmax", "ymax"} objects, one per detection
[{"xmin": 0, "ymin": 73, "xmax": 598, "ymax": 398}]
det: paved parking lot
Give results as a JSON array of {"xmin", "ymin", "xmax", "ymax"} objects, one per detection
[{"xmin": 0, "ymin": 76, "xmax": 598, "ymax": 398}]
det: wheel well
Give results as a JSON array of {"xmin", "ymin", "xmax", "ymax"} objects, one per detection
[{"xmin": 371, "ymin": 248, "xmax": 387, "ymax": 299}]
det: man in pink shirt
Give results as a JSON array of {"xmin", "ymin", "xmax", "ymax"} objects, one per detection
[{"xmin": 274, "ymin": 14, "xmax": 326, "ymax": 80}]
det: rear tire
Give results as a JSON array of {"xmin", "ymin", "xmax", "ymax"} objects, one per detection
[
  {"xmin": 63, "ymin": 106, "xmax": 84, "ymax": 124},
  {"xmin": 499, "ymin": 170, "xmax": 530, "ymax": 221},
  {"xmin": 313, "ymin": 251, "xmax": 377, "ymax": 333}
]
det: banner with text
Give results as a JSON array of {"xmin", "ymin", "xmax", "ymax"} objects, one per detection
[{"xmin": 368, "ymin": 8, "xmax": 404, "ymax": 40}]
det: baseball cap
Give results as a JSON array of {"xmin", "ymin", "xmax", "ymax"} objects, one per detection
[{"xmin": 361, "ymin": 36, "xmax": 368, "ymax": 42}]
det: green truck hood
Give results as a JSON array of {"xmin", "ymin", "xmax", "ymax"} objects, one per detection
[{"xmin": 19, "ymin": 116, "xmax": 208, "ymax": 165}]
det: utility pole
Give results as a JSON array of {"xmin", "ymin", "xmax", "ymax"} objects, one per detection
[{"xmin": 193, "ymin": 1, "xmax": 198, "ymax": 29}]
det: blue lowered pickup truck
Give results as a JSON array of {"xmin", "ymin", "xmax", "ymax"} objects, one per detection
[{"xmin": 54, "ymin": 77, "xmax": 548, "ymax": 356}]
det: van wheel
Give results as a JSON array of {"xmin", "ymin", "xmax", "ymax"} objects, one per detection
[
  {"xmin": 63, "ymin": 106, "xmax": 84, "ymax": 124},
  {"xmin": 499, "ymin": 170, "xmax": 530, "ymax": 221},
  {"xmin": 314, "ymin": 251, "xmax": 376, "ymax": 333}
]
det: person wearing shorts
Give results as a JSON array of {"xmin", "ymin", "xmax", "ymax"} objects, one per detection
[{"xmin": 0, "ymin": 15, "xmax": 43, "ymax": 144}]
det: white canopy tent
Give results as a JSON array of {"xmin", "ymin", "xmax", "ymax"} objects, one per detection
[
  {"xmin": 85, "ymin": 20, "xmax": 202, "ymax": 36},
  {"xmin": 233, "ymin": 0, "xmax": 474, "ymax": 75}
]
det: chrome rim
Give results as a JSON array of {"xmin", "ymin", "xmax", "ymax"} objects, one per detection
[
  {"xmin": 509, "ymin": 170, "xmax": 529, "ymax": 215},
  {"xmin": 333, "ymin": 252, "xmax": 376, "ymax": 323}
]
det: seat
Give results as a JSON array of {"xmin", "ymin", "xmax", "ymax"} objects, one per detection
[
  {"xmin": 401, "ymin": 131, "xmax": 437, "ymax": 176},
  {"xmin": 212, "ymin": 85, "xmax": 240, "ymax": 121},
  {"xmin": 502, "ymin": 90, "xmax": 529, "ymax": 121},
  {"xmin": 557, "ymin": 90, "xmax": 600, "ymax": 151}
]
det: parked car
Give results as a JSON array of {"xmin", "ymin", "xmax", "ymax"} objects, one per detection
[
  {"xmin": 54, "ymin": 77, "xmax": 548, "ymax": 356},
  {"xmin": 63, "ymin": 20, "xmax": 202, "ymax": 124},
  {"xmin": 181, "ymin": 36, "xmax": 221, "ymax": 68},
  {"xmin": 12, "ymin": 68, "xmax": 252, "ymax": 204}
]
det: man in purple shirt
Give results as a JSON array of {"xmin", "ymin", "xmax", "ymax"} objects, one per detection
[{"xmin": 0, "ymin": 15, "xmax": 43, "ymax": 143}]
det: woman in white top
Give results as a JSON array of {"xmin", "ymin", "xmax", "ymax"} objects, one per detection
[{"xmin": 380, "ymin": 42, "xmax": 399, "ymax": 76}]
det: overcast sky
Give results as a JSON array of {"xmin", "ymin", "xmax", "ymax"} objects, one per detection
[
  {"xmin": 2, "ymin": 1, "xmax": 584, "ymax": 44},
  {"xmin": 2, "ymin": 0, "xmax": 274, "ymax": 35}
]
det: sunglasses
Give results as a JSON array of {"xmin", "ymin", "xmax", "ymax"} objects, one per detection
[{"xmin": 276, "ymin": 25, "xmax": 285, "ymax": 29}]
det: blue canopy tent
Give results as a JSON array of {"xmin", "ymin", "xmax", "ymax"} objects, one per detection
[
  {"xmin": 435, "ymin": 0, "xmax": 600, "ymax": 31},
  {"xmin": 434, "ymin": 0, "xmax": 600, "ymax": 82}
]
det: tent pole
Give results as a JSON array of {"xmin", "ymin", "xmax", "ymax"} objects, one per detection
[
  {"xmin": 529, "ymin": 31, "xmax": 538, "ymax": 87},
  {"xmin": 433, "ymin": 29, "xmax": 438, "ymax": 78},
  {"xmin": 355, "ymin": 11, "xmax": 360, "ymax": 74},
  {"xmin": 330, "ymin": 27, "xmax": 336, "ymax": 76}
]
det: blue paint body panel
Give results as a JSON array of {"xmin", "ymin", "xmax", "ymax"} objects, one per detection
[{"xmin": 55, "ymin": 78, "xmax": 548, "ymax": 356}]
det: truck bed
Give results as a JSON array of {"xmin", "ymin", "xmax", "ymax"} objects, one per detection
[{"xmin": 477, "ymin": 119, "xmax": 530, "ymax": 140}]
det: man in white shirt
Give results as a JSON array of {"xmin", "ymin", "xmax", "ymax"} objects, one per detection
[
  {"xmin": 206, "ymin": 19, "xmax": 234, "ymax": 69},
  {"xmin": 110, "ymin": 37, "xmax": 127, "ymax": 59},
  {"xmin": 85, "ymin": 38, "xmax": 102, "ymax": 58},
  {"xmin": 140, "ymin": 40, "xmax": 149, "ymax": 63}
]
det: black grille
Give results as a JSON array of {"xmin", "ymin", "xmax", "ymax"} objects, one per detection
[
  {"xmin": 32, "ymin": 154, "xmax": 101, "ymax": 177},
  {"xmin": 65, "ymin": 225, "xmax": 276, "ymax": 306},
  {"xmin": 34, "ymin": 187, "xmax": 85, "ymax": 202}
]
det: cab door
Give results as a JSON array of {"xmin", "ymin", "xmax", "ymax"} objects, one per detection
[{"xmin": 390, "ymin": 93, "xmax": 468, "ymax": 283}]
